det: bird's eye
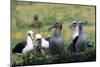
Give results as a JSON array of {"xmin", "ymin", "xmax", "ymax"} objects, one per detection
[
  {"xmin": 36, "ymin": 38, "xmax": 41, "ymax": 41},
  {"xmin": 79, "ymin": 22, "xmax": 83, "ymax": 25},
  {"xmin": 73, "ymin": 23, "xmax": 76, "ymax": 24},
  {"xmin": 37, "ymin": 39, "xmax": 39, "ymax": 40},
  {"xmin": 28, "ymin": 33, "xmax": 31, "ymax": 36}
]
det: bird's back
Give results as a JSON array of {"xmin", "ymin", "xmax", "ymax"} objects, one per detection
[{"xmin": 12, "ymin": 41, "xmax": 27, "ymax": 53}]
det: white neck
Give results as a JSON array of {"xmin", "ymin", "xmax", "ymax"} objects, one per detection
[
  {"xmin": 73, "ymin": 25, "xmax": 79, "ymax": 39},
  {"xmin": 27, "ymin": 36, "xmax": 33, "ymax": 46}
]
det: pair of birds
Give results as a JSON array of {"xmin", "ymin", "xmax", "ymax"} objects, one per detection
[
  {"xmin": 35, "ymin": 22, "xmax": 64, "ymax": 55},
  {"xmin": 68, "ymin": 21, "xmax": 88, "ymax": 53},
  {"xmin": 12, "ymin": 20, "xmax": 88, "ymax": 56}
]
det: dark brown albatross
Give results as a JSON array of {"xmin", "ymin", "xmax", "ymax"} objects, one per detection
[{"xmin": 48, "ymin": 22, "xmax": 64, "ymax": 55}]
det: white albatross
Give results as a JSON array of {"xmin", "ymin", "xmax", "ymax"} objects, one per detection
[{"xmin": 12, "ymin": 31, "xmax": 35, "ymax": 56}]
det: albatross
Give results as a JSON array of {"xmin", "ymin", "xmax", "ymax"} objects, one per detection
[{"xmin": 12, "ymin": 31, "xmax": 35, "ymax": 56}]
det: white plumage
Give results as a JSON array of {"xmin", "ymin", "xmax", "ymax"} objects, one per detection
[
  {"xmin": 13, "ymin": 31, "xmax": 35, "ymax": 56},
  {"xmin": 22, "ymin": 31, "xmax": 34, "ymax": 55},
  {"xmin": 41, "ymin": 38, "xmax": 49, "ymax": 49},
  {"xmin": 35, "ymin": 34, "xmax": 49, "ymax": 49}
]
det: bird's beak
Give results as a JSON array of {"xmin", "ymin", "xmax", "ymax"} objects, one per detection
[
  {"xmin": 48, "ymin": 25, "xmax": 54, "ymax": 31},
  {"xmin": 34, "ymin": 38, "xmax": 39, "ymax": 43}
]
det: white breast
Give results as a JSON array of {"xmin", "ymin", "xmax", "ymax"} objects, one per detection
[
  {"xmin": 73, "ymin": 25, "xmax": 79, "ymax": 39},
  {"xmin": 22, "ymin": 36, "xmax": 35, "ymax": 55},
  {"xmin": 41, "ymin": 38, "xmax": 49, "ymax": 49},
  {"xmin": 22, "ymin": 45, "xmax": 34, "ymax": 55}
]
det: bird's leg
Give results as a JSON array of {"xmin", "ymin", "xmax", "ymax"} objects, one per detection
[
  {"xmin": 40, "ymin": 48, "xmax": 45, "ymax": 56},
  {"xmin": 33, "ymin": 47, "xmax": 37, "ymax": 55}
]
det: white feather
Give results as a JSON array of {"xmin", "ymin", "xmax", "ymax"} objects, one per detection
[
  {"xmin": 41, "ymin": 38, "xmax": 49, "ymax": 49},
  {"xmin": 73, "ymin": 24, "xmax": 79, "ymax": 39},
  {"xmin": 22, "ymin": 35, "xmax": 34, "ymax": 55}
]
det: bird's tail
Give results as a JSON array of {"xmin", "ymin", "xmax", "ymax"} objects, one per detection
[
  {"xmin": 12, "ymin": 48, "xmax": 16, "ymax": 53},
  {"xmin": 88, "ymin": 44, "xmax": 93, "ymax": 47},
  {"xmin": 87, "ymin": 42, "xmax": 93, "ymax": 47}
]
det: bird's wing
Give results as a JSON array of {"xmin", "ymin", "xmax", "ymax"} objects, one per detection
[
  {"xmin": 45, "ymin": 37, "xmax": 51, "ymax": 41},
  {"xmin": 70, "ymin": 36, "xmax": 79, "ymax": 52},
  {"xmin": 12, "ymin": 41, "xmax": 27, "ymax": 53},
  {"xmin": 73, "ymin": 36, "xmax": 79, "ymax": 45}
]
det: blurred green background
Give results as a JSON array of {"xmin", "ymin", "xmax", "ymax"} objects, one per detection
[{"xmin": 11, "ymin": 0, "xmax": 96, "ymax": 66}]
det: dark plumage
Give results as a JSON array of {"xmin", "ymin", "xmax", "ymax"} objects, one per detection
[
  {"xmin": 44, "ymin": 36, "xmax": 51, "ymax": 41},
  {"xmin": 32, "ymin": 14, "xmax": 42, "ymax": 27},
  {"xmin": 48, "ymin": 22, "xmax": 64, "ymax": 54},
  {"xmin": 13, "ymin": 41, "xmax": 27, "ymax": 53}
]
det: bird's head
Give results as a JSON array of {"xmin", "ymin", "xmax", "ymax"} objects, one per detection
[
  {"xmin": 35, "ymin": 34, "xmax": 42, "ymax": 44},
  {"xmin": 70, "ymin": 21, "xmax": 79, "ymax": 30},
  {"xmin": 48, "ymin": 22, "xmax": 62, "ymax": 31},
  {"xmin": 27, "ymin": 30, "xmax": 33, "ymax": 40}
]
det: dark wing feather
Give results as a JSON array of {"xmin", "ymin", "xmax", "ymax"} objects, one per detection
[
  {"xmin": 73, "ymin": 36, "xmax": 79, "ymax": 45},
  {"xmin": 72, "ymin": 36, "xmax": 79, "ymax": 51},
  {"xmin": 68, "ymin": 36, "xmax": 79, "ymax": 52},
  {"xmin": 45, "ymin": 37, "xmax": 51, "ymax": 41},
  {"xmin": 12, "ymin": 41, "xmax": 27, "ymax": 53}
]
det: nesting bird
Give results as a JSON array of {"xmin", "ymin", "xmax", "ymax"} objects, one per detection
[
  {"xmin": 69, "ymin": 21, "xmax": 88, "ymax": 53},
  {"xmin": 12, "ymin": 31, "xmax": 35, "ymax": 56},
  {"xmin": 48, "ymin": 22, "xmax": 64, "ymax": 55}
]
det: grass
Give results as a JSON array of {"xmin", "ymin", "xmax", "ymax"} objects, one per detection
[{"xmin": 11, "ymin": 1, "xmax": 96, "ymax": 66}]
